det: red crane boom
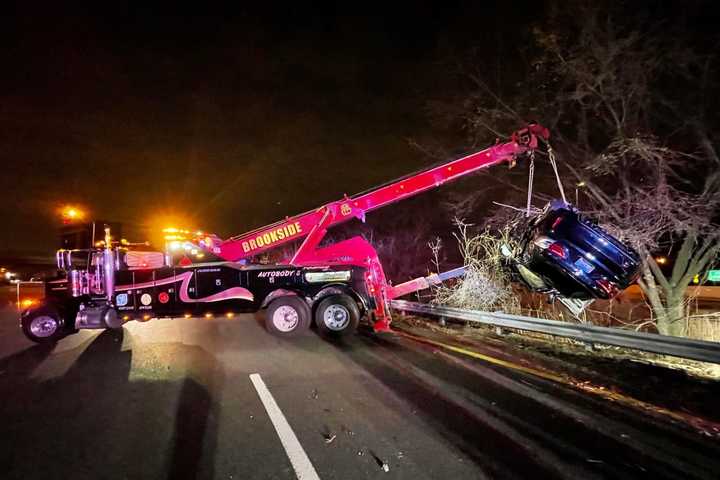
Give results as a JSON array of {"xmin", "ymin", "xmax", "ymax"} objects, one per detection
[{"xmin": 198, "ymin": 124, "xmax": 549, "ymax": 331}]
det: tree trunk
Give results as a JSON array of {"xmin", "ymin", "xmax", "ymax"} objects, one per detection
[
  {"xmin": 655, "ymin": 294, "xmax": 687, "ymax": 337},
  {"xmin": 638, "ymin": 263, "xmax": 689, "ymax": 337}
]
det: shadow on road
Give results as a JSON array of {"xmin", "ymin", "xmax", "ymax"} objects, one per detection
[
  {"xmin": 166, "ymin": 377, "xmax": 216, "ymax": 480},
  {"xmin": 0, "ymin": 328, "xmax": 224, "ymax": 480},
  {"xmin": 0, "ymin": 342, "xmax": 55, "ymax": 379}
]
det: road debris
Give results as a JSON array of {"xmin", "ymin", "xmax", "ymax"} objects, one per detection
[
  {"xmin": 324, "ymin": 434, "xmax": 336, "ymax": 444},
  {"xmin": 311, "ymin": 388, "xmax": 319, "ymax": 399},
  {"xmin": 369, "ymin": 450, "xmax": 390, "ymax": 472}
]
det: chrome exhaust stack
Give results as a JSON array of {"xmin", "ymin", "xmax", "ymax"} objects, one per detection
[
  {"xmin": 103, "ymin": 226, "xmax": 115, "ymax": 303},
  {"xmin": 101, "ymin": 225, "xmax": 123, "ymax": 328},
  {"xmin": 75, "ymin": 225, "xmax": 123, "ymax": 330}
]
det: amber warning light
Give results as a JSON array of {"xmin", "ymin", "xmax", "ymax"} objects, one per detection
[
  {"xmin": 18, "ymin": 298, "xmax": 37, "ymax": 309},
  {"xmin": 60, "ymin": 205, "xmax": 86, "ymax": 224}
]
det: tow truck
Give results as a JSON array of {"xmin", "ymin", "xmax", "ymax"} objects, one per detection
[{"xmin": 21, "ymin": 125, "xmax": 552, "ymax": 343}]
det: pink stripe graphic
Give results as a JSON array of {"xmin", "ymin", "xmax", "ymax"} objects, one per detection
[
  {"xmin": 115, "ymin": 270, "xmax": 253, "ymax": 303},
  {"xmin": 181, "ymin": 287, "xmax": 253, "ymax": 303}
]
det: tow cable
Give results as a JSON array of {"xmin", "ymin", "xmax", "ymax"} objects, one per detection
[
  {"xmin": 525, "ymin": 141, "xmax": 568, "ymax": 218},
  {"xmin": 525, "ymin": 150, "xmax": 535, "ymax": 217},
  {"xmin": 547, "ymin": 143, "xmax": 568, "ymax": 203}
]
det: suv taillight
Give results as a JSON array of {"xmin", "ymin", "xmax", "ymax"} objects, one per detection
[
  {"xmin": 551, "ymin": 216, "xmax": 563, "ymax": 231},
  {"xmin": 548, "ymin": 242, "xmax": 567, "ymax": 259}
]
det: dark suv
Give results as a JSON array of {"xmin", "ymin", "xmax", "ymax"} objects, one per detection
[{"xmin": 509, "ymin": 200, "xmax": 641, "ymax": 312}]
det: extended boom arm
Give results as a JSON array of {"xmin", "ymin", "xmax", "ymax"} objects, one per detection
[
  {"xmin": 197, "ymin": 124, "xmax": 548, "ymax": 331},
  {"xmin": 201, "ymin": 124, "xmax": 549, "ymax": 262}
]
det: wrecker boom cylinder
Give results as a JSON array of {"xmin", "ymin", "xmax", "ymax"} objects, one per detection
[{"xmin": 203, "ymin": 124, "xmax": 549, "ymax": 262}]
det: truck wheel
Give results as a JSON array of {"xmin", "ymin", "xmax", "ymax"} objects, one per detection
[
  {"xmin": 21, "ymin": 306, "xmax": 66, "ymax": 344},
  {"xmin": 314, "ymin": 294, "xmax": 360, "ymax": 337},
  {"xmin": 265, "ymin": 296, "xmax": 311, "ymax": 337}
]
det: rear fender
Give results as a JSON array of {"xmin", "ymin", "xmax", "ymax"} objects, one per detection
[
  {"xmin": 260, "ymin": 289, "xmax": 301, "ymax": 309},
  {"xmin": 312, "ymin": 284, "xmax": 367, "ymax": 316}
]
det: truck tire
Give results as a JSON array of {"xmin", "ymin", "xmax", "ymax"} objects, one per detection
[
  {"xmin": 265, "ymin": 296, "xmax": 311, "ymax": 337},
  {"xmin": 21, "ymin": 305, "xmax": 66, "ymax": 344},
  {"xmin": 314, "ymin": 294, "xmax": 360, "ymax": 337}
]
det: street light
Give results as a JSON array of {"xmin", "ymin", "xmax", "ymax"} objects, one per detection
[{"xmin": 61, "ymin": 205, "xmax": 86, "ymax": 224}]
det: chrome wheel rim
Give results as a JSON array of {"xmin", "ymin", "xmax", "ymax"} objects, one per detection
[
  {"xmin": 29, "ymin": 315, "xmax": 59, "ymax": 338},
  {"xmin": 323, "ymin": 304, "xmax": 350, "ymax": 331},
  {"xmin": 273, "ymin": 305, "xmax": 299, "ymax": 332}
]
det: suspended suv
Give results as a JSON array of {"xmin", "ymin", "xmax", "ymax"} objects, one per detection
[{"xmin": 507, "ymin": 200, "xmax": 641, "ymax": 315}]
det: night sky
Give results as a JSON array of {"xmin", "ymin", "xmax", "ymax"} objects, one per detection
[{"xmin": 1, "ymin": 3, "xmax": 544, "ymax": 255}]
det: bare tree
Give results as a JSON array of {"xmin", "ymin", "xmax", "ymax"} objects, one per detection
[
  {"xmin": 432, "ymin": 2, "xmax": 720, "ymax": 336},
  {"xmin": 536, "ymin": 5, "xmax": 720, "ymax": 336},
  {"xmin": 580, "ymin": 136, "xmax": 720, "ymax": 336}
]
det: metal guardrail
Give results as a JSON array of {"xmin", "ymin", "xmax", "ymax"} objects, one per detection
[{"xmin": 390, "ymin": 300, "xmax": 720, "ymax": 364}]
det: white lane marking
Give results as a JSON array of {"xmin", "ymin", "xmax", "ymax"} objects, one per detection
[{"xmin": 249, "ymin": 373, "xmax": 321, "ymax": 480}]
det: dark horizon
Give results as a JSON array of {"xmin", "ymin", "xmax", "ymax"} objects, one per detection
[
  {"xmin": 2, "ymin": 2, "xmax": 715, "ymax": 256},
  {"xmin": 1, "ymin": 4, "xmax": 498, "ymax": 254}
]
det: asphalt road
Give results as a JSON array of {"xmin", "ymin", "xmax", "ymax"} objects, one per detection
[{"xmin": 1, "ymin": 308, "xmax": 719, "ymax": 480}]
